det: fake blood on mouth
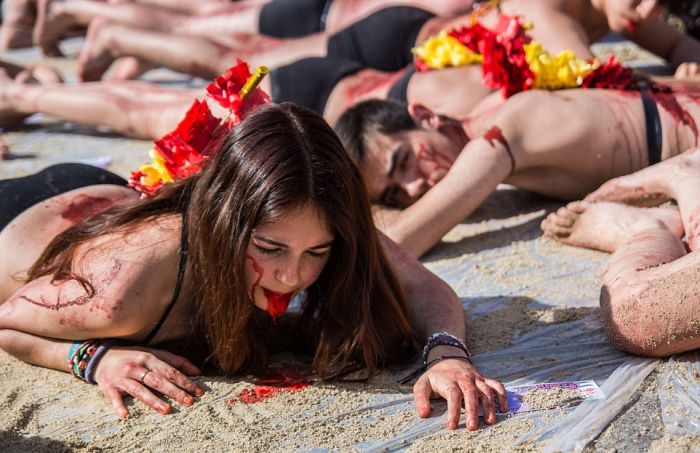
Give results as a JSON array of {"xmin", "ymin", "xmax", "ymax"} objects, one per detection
[
  {"xmin": 227, "ymin": 364, "xmax": 312, "ymax": 405},
  {"xmin": 262, "ymin": 288, "xmax": 293, "ymax": 320}
]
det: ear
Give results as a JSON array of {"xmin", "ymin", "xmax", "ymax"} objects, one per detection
[{"xmin": 408, "ymin": 103, "xmax": 440, "ymax": 129}]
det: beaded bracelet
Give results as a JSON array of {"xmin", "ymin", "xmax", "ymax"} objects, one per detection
[
  {"xmin": 398, "ymin": 332, "xmax": 473, "ymax": 384},
  {"xmin": 421, "ymin": 332, "xmax": 472, "ymax": 363},
  {"xmin": 85, "ymin": 340, "xmax": 119, "ymax": 385},
  {"xmin": 68, "ymin": 340, "xmax": 100, "ymax": 382}
]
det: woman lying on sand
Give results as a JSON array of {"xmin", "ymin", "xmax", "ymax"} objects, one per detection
[
  {"xmin": 0, "ymin": 103, "xmax": 507, "ymax": 430},
  {"xmin": 542, "ymin": 147, "xmax": 700, "ymax": 356}
]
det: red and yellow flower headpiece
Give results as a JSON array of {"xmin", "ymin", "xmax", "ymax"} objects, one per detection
[
  {"xmin": 413, "ymin": 15, "xmax": 636, "ymax": 97},
  {"xmin": 129, "ymin": 60, "xmax": 270, "ymax": 196}
]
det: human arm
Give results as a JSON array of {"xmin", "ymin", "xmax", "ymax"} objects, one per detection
[
  {"xmin": 383, "ymin": 134, "xmax": 514, "ymax": 257},
  {"xmin": 379, "ymin": 233, "xmax": 508, "ymax": 430},
  {"xmin": 0, "ymin": 327, "xmax": 205, "ymax": 417},
  {"xmin": 628, "ymin": 20, "xmax": 700, "ymax": 73}
]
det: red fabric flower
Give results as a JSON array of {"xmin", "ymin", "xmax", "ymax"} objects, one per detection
[
  {"xmin": 580, "ymin": 55, "xmax": 636, "ymax": 90},
  {"xmin": 450, "ymin": 15, "xmax": 534, "ymax": 97},
  {"xmin": 154, "ymin": 99, "xmax": 223, "ymax": 180},
  {"xmin": 206, "ymin": 59, "xmax": 271, "ymax": 125},
  {"xmin": 128, "ymin": 170, "xmax": 163, "ymax": 197},
  {"xmin": 414, "ymin": 56, "xmax": 432, "ymax": 73}
]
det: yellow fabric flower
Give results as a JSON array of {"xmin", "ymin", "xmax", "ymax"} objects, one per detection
[
  {"xmin": 412, "ymin": 30, "xmax": 483, "ymax": 70},
  {"xmin": 139, "ymin": 148, "xmax": 174, "ymax": 187},
  {"xmin": 524, "ymin": 41, "xmax": 596, "ymax": 90}
]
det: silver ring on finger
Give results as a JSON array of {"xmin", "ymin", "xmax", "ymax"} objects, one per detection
[{"xmin": 139, "ymin": 370, "xmax": 151, "ymax": 385}]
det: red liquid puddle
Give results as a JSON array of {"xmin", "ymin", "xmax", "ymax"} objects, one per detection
[
  {"xmin": 262, "ymin": 288, "xmax": 293, "ymax": 320},
  {"xmin": 227, "ymin": 364, "xmax": 312, "ymax": 405},
  {"xmin": 61, "ymin": 195, "xmax": 113, "ymax": 223}
]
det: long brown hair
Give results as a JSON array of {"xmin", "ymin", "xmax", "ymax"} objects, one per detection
[{"xmin": 28, "ymin": 103, "xmax": 417, "ymax": 377}]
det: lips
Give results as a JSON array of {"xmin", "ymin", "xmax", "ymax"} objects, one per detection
[{"xmin": 262, "ymin": 288, "xmax": 294, "ymax": 320}]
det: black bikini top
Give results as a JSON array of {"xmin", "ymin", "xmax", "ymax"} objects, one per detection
[{"xmin": 141, "ymin": 212, "xmax": 189, "ymax": 345}]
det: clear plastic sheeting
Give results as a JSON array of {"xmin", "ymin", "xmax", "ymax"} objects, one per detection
[
  {"xmin": 356, "ymin": 316, "xmax": 655, "ymax": 452},
  {"xmin": 659, "ymin": 351, "xmax": 700, "ymax": 435}
]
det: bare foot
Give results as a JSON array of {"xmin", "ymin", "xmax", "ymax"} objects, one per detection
[
  {"xmin": 0, "ymin": 0, "xmax": 36, "ymax": 49},
  {"xmin": 106, "ymin": 57, "xmax": 157, "ymax": 81},
  {"xmin": 541, "ymin": 201, "xmax": 684, "ymax": 252},
  {"xmin": 15, "ymin": 63, "xmax": 64, "ymax": 84},
  {"xmin": 585, "ymin": 149, "xmax": 700, "ymax": 206},
  {"xmin": 33, "ymin": 0, "xmax": 76, "ymax": 57},
  {"xmin": 77, "ymin": 17, "xmax": 116, "ymax": 82},
  {"xmin": 0, "ymin": 69, "xmax": 33, "ymax": 127}
]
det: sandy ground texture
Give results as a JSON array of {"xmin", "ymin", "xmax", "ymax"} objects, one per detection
[{"xmin": 2, "ymin": 38, "xmax": 699, "ymax": 451}]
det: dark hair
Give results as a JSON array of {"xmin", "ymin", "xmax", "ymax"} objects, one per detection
[
  {"xmin": 334, "ymin": 99, "xmax": 417, "ymax": 166},
  {"xmin": 28, "ymin": 103, "xmax": 417, "ymax": 378},
  {"xmin": 660, "ymin": 0, "xmax": 700, "ymax": 39}
]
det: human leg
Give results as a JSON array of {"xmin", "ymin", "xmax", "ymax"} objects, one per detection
[
  {"xmin": 543, "ymin": 150, "xmax": 700, "ymax": 356},
  {"xmin": 0, "ymin": 0, "xmax": 36, "ymax": 49},
  {"xmin": 77, "ymin": 19, "xmax": 325, "ymax": 81},
  {"xmin": 1, "ymin": 77, "xmax": 199, "ymax": 139}
]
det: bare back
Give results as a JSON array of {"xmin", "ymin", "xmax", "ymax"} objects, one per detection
[{"xmin": 499, "ymin": 88, "xmax": 700, "ymax": 199}]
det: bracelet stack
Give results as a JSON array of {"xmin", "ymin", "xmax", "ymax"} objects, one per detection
[
  {"xmin": 68, "ymin": 339, "xmax": 117, "ymax": 385},
  {"xmin": 398, "ymin": 332, "xmax": 473, "ymax": 384}
]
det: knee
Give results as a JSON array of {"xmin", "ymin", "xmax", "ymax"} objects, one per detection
[{"xmin": 599, "ymin": 285, "xmax": 670, "ymax": 357}]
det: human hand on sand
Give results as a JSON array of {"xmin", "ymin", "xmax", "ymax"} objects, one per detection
[
  {"xmin": 93, "ymin": 347, "xmax": 206, "ymax": 418},
  {"xmin": 413, "ymin": 356, "xmax": 507, "ymax": 431}
]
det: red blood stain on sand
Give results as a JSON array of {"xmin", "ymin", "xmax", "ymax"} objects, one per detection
[{"xmin": 227, "ymin": 364, "xmax": 312, "ymax": 405}]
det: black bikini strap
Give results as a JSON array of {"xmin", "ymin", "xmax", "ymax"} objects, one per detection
[
  {"xmin": 640, "ymin": 87, "xmax": 663, "ymax": 166},
  {"xmin": 142, "ymin": 211, "xmax": 189, "ymax": 345}
]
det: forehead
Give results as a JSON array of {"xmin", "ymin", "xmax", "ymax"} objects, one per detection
[
  {"xmin": 362, "ymin": 130, "xmax": 406, "ymax": 198},
  {"xmin": 254, "ymin": 204, "xmax": 333, "ymax": 241}
]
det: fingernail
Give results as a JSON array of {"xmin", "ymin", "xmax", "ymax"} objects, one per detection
[
  {"xmin": 184, "ymin": 397, "xmax": 193, "ymax": 406},
  {"xmin": 468, "ymin": 421, "xmax": 477, "ymax": 431},
  {"xmin": 195, "ymin": 388, "xmax": 205, "ymax": 396}
]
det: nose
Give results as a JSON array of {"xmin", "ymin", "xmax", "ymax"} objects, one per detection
[
  {"xmin": 275, "ymin": 258, "xmax": 301, "ymax": 288},
  {"xmin": 402, "ymin": 177, "xmax": 429, "ymax": 200}
]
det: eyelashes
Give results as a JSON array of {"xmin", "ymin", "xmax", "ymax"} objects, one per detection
[{"xmin": 253, "ymin": 244, "xmax": 330, "ymax": 259}]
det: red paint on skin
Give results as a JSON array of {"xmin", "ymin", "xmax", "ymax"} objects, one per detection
[
  {"xmin": 61, "ymin": 195, "xmax": 114, "ymax": 223},
  {"xmin": 245, "ymin": 253, "xmax": 263, "ymax": 300},
  {"xmin": 227, "ymin": 364, "xmax": 312, "ymax": 405},
  {"xmin": 626, "ymin": 19, "xmax": 638, "ymax": 32},
  {"xmin": 483, "ymin": 126, "xmax": 516, "ymax": 170},
  {"xmin": 20, "ymin": 260, "xmax": 122, "ymax": 311},
  {"xmin": 415, "ymin": 144, "xmax": 453, "ymax": 181},
  {"xmin": 344, "ymin": 71, "xmax": 405, "ymax": 104},
  {"xmin": 652, "ymin": 92, "xmax": 699, "ymax": 145}
]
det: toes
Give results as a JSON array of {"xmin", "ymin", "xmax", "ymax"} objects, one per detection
[{"xmin": 541, "ymin": 213, "xmax": 572, "ymax": 238}]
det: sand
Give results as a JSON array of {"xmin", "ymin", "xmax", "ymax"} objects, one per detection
[{"xmin": 1, "ymin": 36, "xmax": 698, "ymax": 451}]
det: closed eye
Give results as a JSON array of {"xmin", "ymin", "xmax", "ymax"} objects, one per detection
[
  {"xmin": 254, "ymin": 244, "xmax": 281, "ymax": 255},
  {"xmin": 307, "ymin": 248, "xmax": 331, "ymax": 258}
]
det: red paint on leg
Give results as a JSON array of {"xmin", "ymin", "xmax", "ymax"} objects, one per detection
[
  {"xmin": 61, "ymin": 195, "xmax": 114, "ymax": 223},
  {"xmin": 688, "ymin": 208, "xmax": 700, "ymax": 251},
  {"xmin": 227, "ymin": 363, "xmax": 312, "ymax": 404}
]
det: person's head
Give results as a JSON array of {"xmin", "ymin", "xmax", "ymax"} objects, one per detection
[
  {"xmin": 29, "ymin": 103, "xmax": 416, "ymax": 378},
  {"xmin": 184, "ymin": 103, "xmax": 417, "ymax": 376},
  {"xmin": 593, "ymin": 0, "xmax": 665, "ymax": 33},
  {"xmin": 334, "ymin": 100, "xmax": 467, "ymax": 208}
]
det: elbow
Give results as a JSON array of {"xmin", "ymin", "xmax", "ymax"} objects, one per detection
[{"xmin": 600, "ymin": 285, "xmax": 671, "ymax": 357}]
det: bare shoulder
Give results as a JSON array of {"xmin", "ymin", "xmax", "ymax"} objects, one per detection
[{"xmin": 0, "ymin": 215, "xmax": 184, "ymax": 341}]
